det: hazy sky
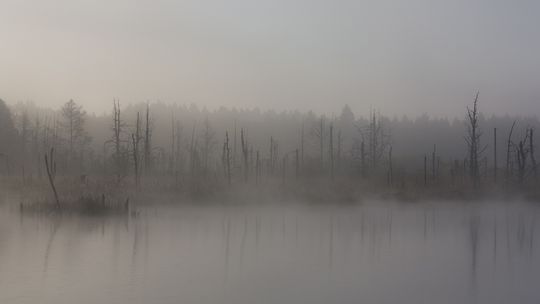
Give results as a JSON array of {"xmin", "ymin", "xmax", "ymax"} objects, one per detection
[{"xmin": 1, "ymin": 0, "xmax": 539, "ymax": 117}]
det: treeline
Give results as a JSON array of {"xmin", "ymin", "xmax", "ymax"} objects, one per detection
[{"xmin": 1, "ymin": 96, "xmax": 539, "ymax": 198}]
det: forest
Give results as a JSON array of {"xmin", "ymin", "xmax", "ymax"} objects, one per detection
[{"xmin": 0, "ymin": 95, "xmax": 539, "ymax": 211}]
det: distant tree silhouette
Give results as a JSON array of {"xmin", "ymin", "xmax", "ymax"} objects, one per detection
[{"xmin": 0, "ymin": 99, "xmax": 17, "ymax": 174}]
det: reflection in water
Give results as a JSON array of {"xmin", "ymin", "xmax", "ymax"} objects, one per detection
[
  {"xmin": 42, "ymin": 218, "xmax": 60, "ymax": 276},
  {"xmin": 0, "ymin": 202, "xmax": 539, "ymax": 304},
  {"xmin": 329, "ymin": 216, "xmax": 333, "ymax": 273},
  {"xmin": 469, "ymin": 215, "xmax": 480, "ymax": 293},
  {"xmin": 224, "ymin": 216, "xmax": 231, "ymax": 283},
  {"xmin": 531, "ymin": 217, "xmax": 536, "ymax": 255},
  {"xmin": 493, "ymin": 216, "xmax": 497, "ymax": 266}
]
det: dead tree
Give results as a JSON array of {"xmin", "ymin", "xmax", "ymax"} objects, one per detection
[
  {"xmin": 30, "ymin": 116, "xmax": 41, "ymax": 181},
  {"xmin": 388, "ymin": 146, "xmax": 393, "ymax": 186},
  {"xmin": 530, "ymin": 128, "xmax": 537, "ymax": 181},
  {"xmin": 189, "ymin": 122, "xmax": 197, "ymax": 179},
  {"xmin": 269, "ymin": 136, "xmax": 278, "ymax": 175},
  {"xmin": 437, "ymin": 157, "xmax": 441, "ymax": 180},
  {"xmin": 44, "ymin": 148, "xmax": 59, "ymax": 206},
  {"xmin": 170, "ymin": 116, "xmax": 186, "ymax": 183},
  {"xmin": 506, "ymin": 121, "xmax": 517, "ymax": 183},
  {"xmin": 361, "ymin": 140, "xmax": 366, "ymax": 177},
  {"xmin": 357, "ymin": 110, "xmax": 390, "ymax": 175},
  {"xmin": 240, "ymin": 128, "xmax": 249, "ymax": 182},
  {"xmin": 337, "ymin": 130, "xmax": 342, "ymax": 169},
  {"xmin": 465, "ymin": 93, "xmax": 482, "ymax": 188},
  {"xmin": 233, "ymin": 120, "xmax": 237, "ymax": 168},
  {"xmin": 269, "ymin": 137, "xmax": 273, "ymax": 175},
  {"xmin": 295, "ymin": 149, "xmax": 299, "ymax": 179},
  {"xmin": 312, "ymin": 117, "xmax": 325, "ymax": 171},
  {"xmin": 171, "ymin": 114, "xmax": 176, "ymax": 171},
  {"xmin": 300, "ymin": 122, "xmax": 305, "ymax": 169},
  {"xmin": 111, "ymin": 99, "xmax": 126, "ymax": 182},
  {"xmin": 329, "ymin": 123, "xmax": 334, "ymax": 180},
  {"xmin": 249, "ymin": 147, "xmax": 254, "ymax": 177},
  {"xmin": 282, "ymin": 155, "xmax": 287, "ymax": 185},
  {"xmin": 424, "ymin": 155, "xmax": 427, "ymax": 186},
  {"xmin": 20, "ymin": 110, "xmax": 29, "ymax": 184},
  {"xmin": 131, "ymin": 113, "xmax": 142, "ymax": 189},
  {"xmin": 143, "ymin": 103, "xmax": 152, "ymax": 175},
  {"xmin": 432, "ymin": 144, "xmax": 437, "ymax": 181},
  {"xmin": 222, "ymin": 132, "xmax": 231, "ymax": 185},
  {"xmin": 60, "ymin": 99, "xmax": 86, "ymax": 168},
  {"xmin": 173, "ymin": 120, "xmax": 184, "ymax": 179},
  {"xmin": 352, "ymin": 139, "xmax": 368, "ymax": 178},
  {"xmin": 319, "ymin": 118, "xmax": 324, "ymax": 169},
  {"xmin": 370, "ymin": 111, "xmax": 377, "ymax": 169},
  {"xmin": 494, "ymin": 128, "xmax": 497, "ymax": 182},
  {"xmin": 221, "ymin": 136, "xmax": 226, "ymax": 179},
  {"xmin": 201, "ymin": 117, "xmax": 216, "ymax": 176},
  {"xmin": 132, "ymin": 132, "xmax": 140, "ymax": 189},
  {"xmin": 256, "ymin": 150, "xmax": 260, "ymax": 185},
  {"xmin": 516, "ymin": 131, "xmax": 530, "ymax": 184}
]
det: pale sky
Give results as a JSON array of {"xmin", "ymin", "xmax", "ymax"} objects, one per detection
[{"xmin": 1, "ymin": 0, "xmax": 539, "ymax": 117}]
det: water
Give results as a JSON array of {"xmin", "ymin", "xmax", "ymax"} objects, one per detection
[{"xmin": 0, "ymin": 201, "xmax": 539, "ymax": 304}]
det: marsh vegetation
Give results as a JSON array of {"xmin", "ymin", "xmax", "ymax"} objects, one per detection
[
  {"xmin": 0, "ymin": 95, "xmax": 539, "ymax": 212},
  {"xmin": 1, "ymin": 97, "xmax": 540, "ymax": 303}
]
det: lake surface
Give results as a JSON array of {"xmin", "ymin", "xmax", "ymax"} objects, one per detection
[{"xmin": 0, "ymin": 200, "xmax": 539, "ymax": 304}]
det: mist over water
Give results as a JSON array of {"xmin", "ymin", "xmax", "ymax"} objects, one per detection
[
  {"xmin": 1, "ymin": 200, "xmax": 538, "ymax": 304},
  {"xmin": 1, "ymin": 1, "xmax": 540, "ymax": 302}
]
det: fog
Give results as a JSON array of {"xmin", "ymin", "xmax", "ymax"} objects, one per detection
[
  {"xmin": 2, "ymin": 1, "xmax": 540, "ymax": 303},
  {"xmin": 1, "ymin": 0, "xmax": 540, "ymax": 117},
  {"xmin": 1, "ymin": 200, "xmax": 539, "ymax": 304},
  {"xmin": 1, "ymin": 95, "xmax": 539, "ymax": 303}
]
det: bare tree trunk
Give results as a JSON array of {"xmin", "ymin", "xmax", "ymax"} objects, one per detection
[
  {"xmin": 282, "ymin": 156, "xmax": 287, "ymax": 185},
  {"xmin": 44, "ymin": 148, "xmax": 59, "ymax": 206},
  {"xmin": 494, "ymin": 128, "xmax": 497, "ymax": 182},
  {"xmin": 437, "ymin": 157, "xmax": 440, "ymax": 180},
  {"xmin": 132, "ymin": 112, "xmax": 141, "ymax": 189},
  {"xmin": 295, "ymin": 149, "xmax": 299, "ymax": 180},
  {"xmin": 516, "ymin": 139, "xmax": 527, "ymax": 184},
  {"xmin": 329, "ymin": 123, "xmax": 334, "ymax": 180},
  {"xmin": 301, "ymin": 122, "xmax": 305, "ymax": 169},
  {"xmin": 530, "ymin": 128, "xmax": 537, "ymax": 181},
  {"xmin": 189, "ymin": 122, "xmax": 196, "ymax": 179},
  {"xmin": 269, "ymin": 136, "xmax": 278, "ymax": 176},
  {"xmin": 256, "ymin": 150, "xmax": 260, "ymax": 185},
  {"xmin": 175, "ymin": 121, "xmax": 183, "ymax": 178},
  {"xmin": 241, "ymin": 128, "xmax": 249, "ymax": 182},
  {"xmin": 171, "ymin": 114, "xmax": 176, "ymax": 172},
  {"xmin": 424, "ymin": 155, "xmax": 427, "ymax": 186},
  {"xmin": 21, "ymin": 111, "xmax": 29, "ymax": 185},
  {"xmin": 506, "ymin": 121, "xmax": 516, "ymax": 183},
  {"xmin": 144, "ymin": 103, "xmax": 152, "ymax": 175},
  {"xmin": 388, "ymin": 146, "xmax": 393, "ymax": 186},
  {"xmin": 337, "ymin": 130, "xmax": 342, "ymax": 170},
  {"xmin": 249, "ymin": 147, "xmax": 253, "ymax": 178},
  {"xmin": 361, "ymin": 140, "xmax": 366, "ymax": 177},
  {"xmin": 113, "ymin": 100, "xmax": 123, "ymax": 182},
  {"xmin": 370, "ymin": 111, "xmax": 377, "ymax": 170},
  {"xmin": 319, "ymin": 118, "xmax": 324, "ymax": 170},
  {"xmin": 132, "ymin": 133, "xmax": 139, "ymax": 189},
  {"xmin": 432, "ymin": 144, "xmax": 436, "ymax": 181},
  {"xmin": 269, "ymin": 136, "xmax": 273, "ymax": 175},
  {"xmin": 222, "ymin": 137, "xmax": 226, "ymax": 178},
  {"xmin": 233, "ymin": 120, "xmax": 237, "ymax": 168},
  {"xmin": 466, "ymin": 93, "xmax": 481, "ymax": 188},
  {"xmin": 224, "ymin": 132, "xmax": 231, "ymax": 186}
]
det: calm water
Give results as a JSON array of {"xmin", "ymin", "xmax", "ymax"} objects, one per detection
[{"xmin": 0, "ymin": 200, "xmax": 539, "ymax": 304}]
